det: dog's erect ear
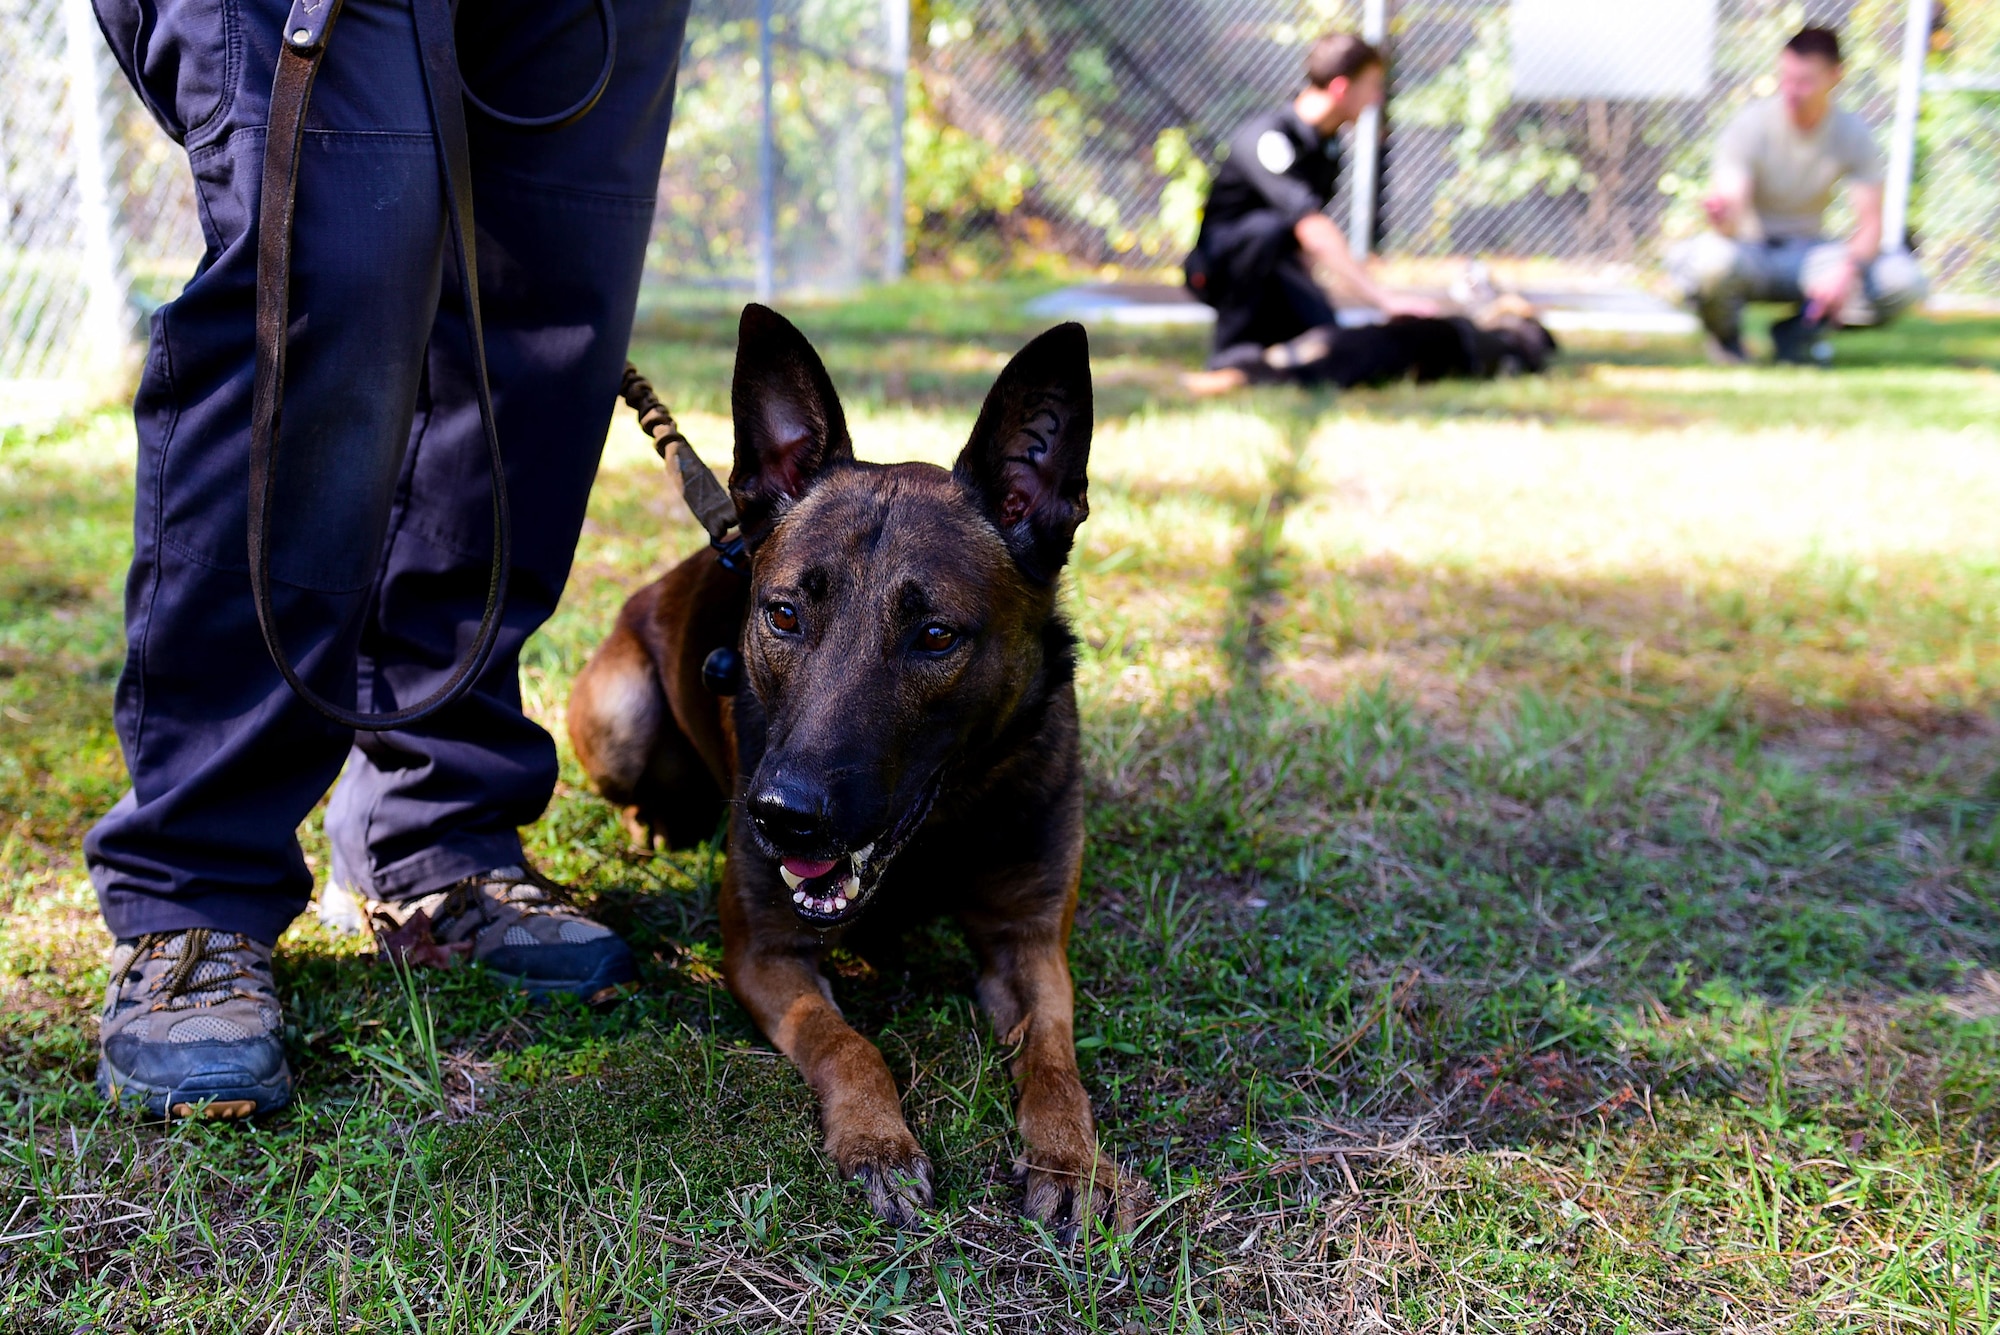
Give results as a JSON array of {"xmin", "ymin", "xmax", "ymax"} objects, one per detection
[
  {"xmin": 729, "ymin": 304, "xmax": 854, "ymax": 546},
  {"xmin": 952, "ymin": 323, "xmax": 1092, "ymax": 584}
]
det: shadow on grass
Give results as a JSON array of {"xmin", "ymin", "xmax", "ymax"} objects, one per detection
[
  {"xmin": 1269, "ymin": 552, "xmax": 2000, "ymax": 732},
  {"xmin": 1105, "ymin": 361, "xmax": 2000, "ymax": 1170}
]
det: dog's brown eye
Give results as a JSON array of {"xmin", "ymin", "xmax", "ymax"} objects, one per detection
[
  {"xmin": 918, "ymin": 623, "xmax": 957, "ymax": 653},
  {"xmin": 767, "ymin": 602, "xmax": 800, "ymax": 635}
]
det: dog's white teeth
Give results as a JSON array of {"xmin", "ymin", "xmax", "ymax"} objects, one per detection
[
  {"xmin": 779, "ymin": 865, "xmax": 804, "ymax": 891},
  {"xmin": 843, "ymin": 874, "xmax": 861, "ymax": 898},
  {"xmin": 794, "ymin": 890, "xmax": 856, "ymax": 917}
]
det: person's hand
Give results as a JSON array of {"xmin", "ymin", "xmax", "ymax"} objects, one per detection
[
  {"xmin": 1702, "ymin": 192, "xmax": 1736, "ymax": 230},
  {"xmin": 1381, "ymin": 291, "xmax": 1444, "ymax": 319},
  {"xmin": 1802, "ymin": 259, "xmax": 1857, "ymax": 323}
]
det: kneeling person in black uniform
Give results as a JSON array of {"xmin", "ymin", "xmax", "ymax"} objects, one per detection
[
  {"xmin": 1184, "ymin": 32, "xmax": 1555, "ymax": 395},
  {"xmin": 1184, "ymin": 35, "xmax": 1436, "ymax": 368}
]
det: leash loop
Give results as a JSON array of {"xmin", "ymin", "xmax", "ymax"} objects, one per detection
[
  {"xmin": 249, "ymin": 0, "xmax": 513, "ymax": 731},
  {"xmin": 461, "ymin": 0, "xmax": 618, "ymax": 131}
]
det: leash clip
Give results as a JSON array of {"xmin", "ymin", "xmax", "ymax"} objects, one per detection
[{"xmin": 283, "ymin": 0, "xmax": 337, "ymax": 51}]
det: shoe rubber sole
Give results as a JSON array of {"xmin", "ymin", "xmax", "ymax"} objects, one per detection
[
  {"xmin": 96, "ymin": 1054, "xmax": 294, "ymax": 1121},
  {"xmin": 493, "ymin": 951, "xmax": 637, "ymax": 1003}
]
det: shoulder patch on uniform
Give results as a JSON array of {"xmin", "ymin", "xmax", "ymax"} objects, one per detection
[{"xmin": 1256, "ymin": 130, "xmax": 1296, "ymax": 174}]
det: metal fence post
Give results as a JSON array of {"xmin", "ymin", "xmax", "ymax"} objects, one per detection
[
  {"xmin": 1348, "ymin": 0, "xmax": 1388, "ymax": 260},
  {"xmin": 61, "ymin": 0, "xmax": 131, "ymax": 384},
  {"xmin": 755, "ymin": 0, "xmax": 776, "ymax": 302},
  {"xmin": 882, "ymin": 0, "xmax": 909, "ymax": 283},
  {"xmin": 1882, "ymin": 0, "xmax": 1933, "ymax": 253}
]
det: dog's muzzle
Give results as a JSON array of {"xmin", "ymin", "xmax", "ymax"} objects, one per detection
[{"xmin": 758, "ymin": 769, "xmax": 945, "ymax": 927}]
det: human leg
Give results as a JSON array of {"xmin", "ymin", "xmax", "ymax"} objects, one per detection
[
  {"xmin": 85, "ymin": 0, "xmax": 446, "ymax": 946},
  {"xmin": 1668, "ymin": 233, "xmax": 1760, "ymax": 350},
  {"xmin": 1204, "ymin": 211, "xmax": 1333, "ymax": 364},
  {"xmin": 1801, "ymin": 243, "xmax": 1930, "ymax": 327},
  {"xmin": 1862, "ymin": 251, "xmax": 1929, "ymax": 324},
  {"xmin": 1260, "ymin": 255, "xmax": 1338, "ymax": 338},
  {"xmin": 323, "ymin": 0, "xmax": 692, "ymax": 911},
  {"xmin": 1773, "ymin": 242, "xmax": 1929, "ymax": 363},
  {"xmin": 85, "ymin": 0, "xmax": 449, "ymax": 1114}
]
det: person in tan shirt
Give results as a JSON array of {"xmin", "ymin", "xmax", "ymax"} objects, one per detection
[{"xmin": 1669, "ymin": 26, "xmax": 1927, "ymax": 365}]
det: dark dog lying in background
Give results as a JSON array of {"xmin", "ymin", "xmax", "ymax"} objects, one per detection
[
  {"xmin": 1262, "ymin": 308, "xmax": 1558, "ymax": 387},
  {"xmin": 568, "ymin": 306, "xmax": 1130, "ymax": 1235},
  {"xmin": 1190, "ymin": 296, "xmax": 1559, "ymax": 394}
]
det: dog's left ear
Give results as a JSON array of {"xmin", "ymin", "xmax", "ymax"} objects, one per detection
[
  {"xmin": 953, "ymin": 323, "xmax": 1092, "ymax": 584},
  {"xmin": 729, "ymin": 303, "xmax": 855, "ymax": 547}
]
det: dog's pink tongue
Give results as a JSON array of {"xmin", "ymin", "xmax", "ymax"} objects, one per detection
[{"xmin": 782, "ymin": 856, "xmax": 839, "ymax": 881}]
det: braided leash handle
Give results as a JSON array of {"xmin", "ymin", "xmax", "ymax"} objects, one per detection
[{"xmin": 619, "ymin": 362, "xmax": 741, "ymax": 551}]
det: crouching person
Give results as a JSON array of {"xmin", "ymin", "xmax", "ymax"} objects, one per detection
[
  {"xmin": 1182, "ymin": 33, "xmax": 1440, "ymax": 372},
  {"xmin": 1668, "ymin": 26, "xmax": 1927, "ymax": 366}
]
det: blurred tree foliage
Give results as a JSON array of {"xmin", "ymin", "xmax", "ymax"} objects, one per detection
[
  {"xmin": 903, "ymin": 0, "xmax": 1285, "ymax": 274},
  {"xmin": 650, "ymin": 0, "xmax": 899, "ymax": 290}
]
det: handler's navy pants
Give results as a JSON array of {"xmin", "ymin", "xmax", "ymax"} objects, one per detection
[
  {"xmin": 1199, "ymin": 209, "xmax": 1337, "ymax": 367},
  {"xmin": 84, "ymin": 0, "xmax": 691, "ymax": 943}
]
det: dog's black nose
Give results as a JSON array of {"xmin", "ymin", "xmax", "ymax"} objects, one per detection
[{"xmin": 749, "ymin": 779, "xmax": 829, "ymax": 849}]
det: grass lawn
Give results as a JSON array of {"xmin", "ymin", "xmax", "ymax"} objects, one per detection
[{"xmin": 3, "ymin": 285, "xmax": 1998, "ymax": 1331}]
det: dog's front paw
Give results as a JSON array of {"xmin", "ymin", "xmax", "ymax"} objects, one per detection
[
  {"xmin": 836, "ymin": 1136, "xmax": 934, "ymax": 1228},
  {"xmin": 1022, "ymin": 1145, "xmax": 1140, "ymax": 1243}
]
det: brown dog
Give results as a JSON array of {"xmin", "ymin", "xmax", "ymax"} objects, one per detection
[{"xmin": 569, "ymin": 305, "xmax": 1127, "ymax": 1233}]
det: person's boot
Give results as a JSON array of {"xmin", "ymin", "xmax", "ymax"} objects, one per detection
[
  {"xmin": 321, "ymin": 865, "xmax": 635, "ymax": 1000},
  {"xmin": 97, "ymin": 929, "xmax": 293, "ymax": 1119},
  {"xmin": 1770, "ymin": 310, "xmax": 1834, "ymax": 367}
]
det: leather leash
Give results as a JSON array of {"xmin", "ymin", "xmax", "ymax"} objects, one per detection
[
  {"xmin": 617, "ymin": 362, "xmax": 748, "ymax": 696},
  {"xmin": 617, "ymin": 362, "xmax": 746, "ymax": 573},
  {"xmin": 248, "ymin": 0, "xmax": 612, "ymax": 733},
  {"xmin": 248, "ymin": 0, "xmax": 722, "ymax": 728},
  {"xmin": 249, "ymin": 0, "xmax": 512, "ymax": 731}
]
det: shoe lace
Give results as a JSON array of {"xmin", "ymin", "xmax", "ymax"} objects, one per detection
[
  {"xmin": 401, "ymin": 867, "xmax": 580, "ymax": 946},
  {"xmin": 109, "ymin": 929, "xmax": 258, "ymax": 1011}
]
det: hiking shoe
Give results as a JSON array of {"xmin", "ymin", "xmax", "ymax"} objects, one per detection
[
  {"xmin": 321, "ymin": 866, "xmax": 635, "ymax": 1000},
  {"xmin": 97, "ymin": 929, "xmax": 292, "ymax": 1120},
  {"xmin": 1770, "ymin": 312, "xmax": 1834, "ymax": 367}
]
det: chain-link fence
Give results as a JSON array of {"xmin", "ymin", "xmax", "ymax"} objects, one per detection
[
  {"xmin": 3, "ymin": 0, "xmax": 1996, "ymax": 421},
  {"xmin": 1913, "ymin": 1, "xmax": 2000, "ymax": 298},
  {"xmin": 912, "ymin": 0, "xmax": 1982, "ymax": 274},
  {"xmin": 0, "ymin": 0, "xmax": 909, "ymax": 422},
  {"xmin": 3, "ymin": 0, "xmax": 202, "ymax": 418}
]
